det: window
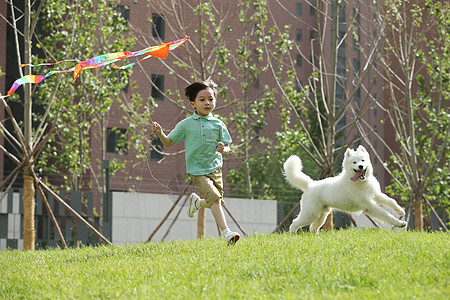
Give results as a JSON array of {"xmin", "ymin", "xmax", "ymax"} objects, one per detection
[
  {"xmin": 252, "ymin": 49, "xmax": 260, "ymax": 63},
  {"xmin": 252, "ymin": 23, "xmax": 260, "ymax": 37},
  {"xmin": 336, "ymin": 85, "xmax": 344, "ymax": 102},
  {"xmin": 116, "ymin": 72, "xmax": 129, "ymax": 94},
  {"xmin": 296, "ymin": 54, "xmax": 302, "ymax": 68},
  {"xmin": 112, "ymin": 5, "xmax": 130, "ymax": 28},
  {"xmin": 253, "ymin": 77, "xmax": 260, "ymax": 89},
  {"xmin": 296, "ymin": 29, "xmax": 302, "ymax": 42},
  {"xmin": 353, "ymin": 59, "xmax": 360, "ymax": 75},
  {"xmin": 354, "ymin": 87, "xmax": 360, "ymax": 106},
  {"xmin": 296, "ymin": 80, "xmax": 303, "ymax": 93},
  {"xmin": 150, "ymin": 137, "xmax": 163, "ymax": 161},
  {"xmin": 152, "ymin": 14, "xmax": 165, "ymax": 39},
  {"xmin": 151, "ymin": 74, "xmax": 164, "ymax": 100},
  {"xmin": 296, "ymin": 3, "xmax": 302, "ymax": 16},
  {"xmin": 310, "ymin": 29, "xmax": 315, "ymax": 40},
  {"xmin": 337, "ymin": 52, "xmax": 346, "ymax": 75},
  {"xmin": 339, "ymin": 7, "xmax": 346, "ymax": 23},
  {"xmin": 107, "ymin": 128, "xmax": 128, "ymax": 154},
  {"xmin": 338, "ymin": 30, "xmax": 346, "ymax": 43},
  {"xmin": 310, "ymin": 5, "xmax": 316, "ymax": 16},
  {"xmin": 123, "ymin": 81, "xmax": 129, "ymax": 94}
]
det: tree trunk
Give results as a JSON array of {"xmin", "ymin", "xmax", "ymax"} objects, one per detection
[
  {"xmin": 197, "ymin": 208, "xmax": 206, "ymax": 238},
  {"xmin": 23, "ymin": 168, "xmax": 35, "ymax": 250},
  {"xmin": 23, "ymin": 0, "xmax": 35, "ymax": 250},
  {"xmin": 244, "ymin": 157, "xmax": 253, "ymax": 199},
  {"xmin": 413, "ymin": 200, "xmax": 423, "ymax": 231},
  {"xmin": 322, "ymin": 213, "xmax": 334, "ymax": 231},
  {"xmin": 321, "ymin": 0, "xmax": 340, "ymax": 233}
]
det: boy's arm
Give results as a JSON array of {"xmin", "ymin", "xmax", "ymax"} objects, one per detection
[
  {"xmin": 152, "ymin": 122, "xmax": 175, "ymax": 147},
  {"xmin": 217, "ymin": 142, "xmax": 230, "ymax": 154}
]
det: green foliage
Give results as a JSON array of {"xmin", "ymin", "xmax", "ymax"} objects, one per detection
[
  {"xmin": 0, "ymin": 230, "xmax": 448, "ymax": 298},
  {"xmin": 164, "ymin": 0, "xmax": 290, "ymax": 199},
  {"xmin": 228, "ymin": 71, "xmax": 320, "ymax": 202},
  {"xmin": 225, "ymin": 1, "xmax": 322, "ymax": 199},
  {"xmin": 32, "ymin": 0, "xmax": 135, "ymax": 190},
  {"xmin": 384, "ymin": 0, "xmax": 449, "ymax": 223},
  {"xmin": 227, "ymin": 140, "xmax": 319, "ymax": 202}
]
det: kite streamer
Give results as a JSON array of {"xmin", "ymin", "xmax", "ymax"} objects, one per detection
[{"xmin": 1, "ymin": 37, "xmax": 189, "ymax": 99}]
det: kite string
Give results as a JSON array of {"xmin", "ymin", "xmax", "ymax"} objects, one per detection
[
  {"xmin": 144, "ymin": 83, "xmax": 174, "ymax": 194},
  {"xmin": 143, "ymin": 62, "xmax": 176, "ymax": 194},
  {"xmin": 144, "ymin": 150, "xmax": 173, "ymax": 194}
]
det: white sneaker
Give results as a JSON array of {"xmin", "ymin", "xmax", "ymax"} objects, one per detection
[
  {"xmin": 224, "ymin": 231, "xmax": 240, "ymax": 244},
  {"xmin": 187, "ymin": 193, "xmax": 200, "ymax": 218}
]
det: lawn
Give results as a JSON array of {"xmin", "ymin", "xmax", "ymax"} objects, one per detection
[{"xmin": 0, "ymin": 229, "xmax": 448, "ymax": 299}]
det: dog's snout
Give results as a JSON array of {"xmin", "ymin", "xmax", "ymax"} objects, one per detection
[{"xmin": 358, "ymin": 165, "xmax": 364, "ymax": 170}]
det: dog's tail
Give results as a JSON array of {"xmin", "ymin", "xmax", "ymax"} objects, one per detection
[{"xmin": 283, "ymin": 155, "xmax": 313, "ymax": 191}]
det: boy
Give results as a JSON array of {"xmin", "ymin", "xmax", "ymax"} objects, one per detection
[{"xmin": 152, "ymin": 81, "xmax": 240, "ymax": 244}]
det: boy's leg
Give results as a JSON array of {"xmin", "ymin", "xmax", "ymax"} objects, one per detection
[
  {"xmin": 199, "ymin": 198, "xmax": 239, "ymax": 243},
  {"xmin": 190, "ymin": 171, "xmax": 240, "ymax": 243},
  {"xmin": 196, "ymin": 197, "xmax": 227, "ymax": 230},
  {"xmin": 209, "ymin": 199, "xmax": 240, "ymax": 243},
  {"xmin": 209, "ymin": 198, "xmax": 227, "ymax": 230}
]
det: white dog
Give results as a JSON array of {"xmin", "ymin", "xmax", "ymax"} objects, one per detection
[{"xmin": 284, "ymin": 145, "xmax": 407, "ymax": 233}]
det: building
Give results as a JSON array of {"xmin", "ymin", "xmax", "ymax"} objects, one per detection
[{"xmin": 0, "ymin": 0, "xmax": 389, "ymax": 199}]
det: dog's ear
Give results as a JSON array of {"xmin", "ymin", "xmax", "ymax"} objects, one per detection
[
  {"xmin": 345, "ymin": 148, "xmax": 352, "ymax": 157},
  {"xmin": 357, "ymin": 145, "xmax": 367, "ymax": 152}
]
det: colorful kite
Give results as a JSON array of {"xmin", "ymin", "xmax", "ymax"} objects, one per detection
[{"xmin": 1, "ymin": 37, "xmax": 189, "ymax": 99}]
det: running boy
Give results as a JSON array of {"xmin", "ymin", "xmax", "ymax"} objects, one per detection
[{"xmin": 152, "ymin": 81, "xmax": 240, "ymax": 244}]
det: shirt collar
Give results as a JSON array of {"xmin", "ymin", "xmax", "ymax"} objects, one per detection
[{"xmin": 192, "ymin": 112, "xmax": 214, "ymax": 120}]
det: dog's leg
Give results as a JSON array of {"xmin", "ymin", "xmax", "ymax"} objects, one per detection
[
  {"xmin": 364, "ymin": 204, "xmax": 407, "ymax": 228},
  {"xmin": 290, "ymin": 208, "xmax": 321, "ymax": 233},
  {"xmin": 374, "ymin": 193, "xmax": 405, "ymax": 216},
  {"xmin": 309, "ymin": 207, "xmax": 332, "ymax": 234}
]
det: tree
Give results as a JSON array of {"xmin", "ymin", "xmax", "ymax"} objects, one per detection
[
  {"xmin": 34, "ymin": 0, "xmax": 134, "ymax": 192},
  {"xmin": 0, "ymin": 0, "xmax": 132, "ymax": 249},
  {"xmin": 122, "ymin": 0, "xmax": 286, "ymax": 236},
  {"xmin": 372, "ymin": 0, "xmax": 449, "ymax": 230},
  {"xmin": 0, "ymin": 0, "xmax": 39, "ymax": 250},
  {"xmin": 224, "ymin": 0, "xmax": 277, "ymax": 199},
  {"xmin": 257, "ymin": 0, "xmax": 386, "ymax": 229}
]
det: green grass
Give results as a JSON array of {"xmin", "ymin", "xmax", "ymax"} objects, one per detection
[{"xmin": 0, "ymin": 229, "xmax": 448, "ymax": 299}]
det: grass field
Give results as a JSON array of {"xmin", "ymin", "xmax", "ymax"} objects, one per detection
[{"xmin": 0, "ymin": 229, "xmax": 448, "ymax": 299}]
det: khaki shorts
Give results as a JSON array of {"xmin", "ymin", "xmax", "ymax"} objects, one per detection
[{"xmin": 189, "ymin": 168, "xmax": 225, "ymax": 208}]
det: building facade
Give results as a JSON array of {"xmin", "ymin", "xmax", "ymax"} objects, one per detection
[{"xmin": 0, "ymin": 0, "xmax": 390, "ymax": 200}]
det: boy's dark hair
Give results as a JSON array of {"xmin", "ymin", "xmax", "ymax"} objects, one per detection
[{"xmin": 184, "ymin": 80, "xmax": 218, "ymax": 102}]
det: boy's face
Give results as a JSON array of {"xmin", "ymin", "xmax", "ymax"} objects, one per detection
[{"xmin": 190, "ymin": 87, "xmax": 217, "ymax": 116}]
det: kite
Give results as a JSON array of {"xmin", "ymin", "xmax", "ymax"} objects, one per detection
[{"xmin": 0, "ymin": 37, "xmax": 190, "ymax": 99}]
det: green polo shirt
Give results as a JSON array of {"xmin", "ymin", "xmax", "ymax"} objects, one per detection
[{"xmin": 167, "ymin": 112, "xmax": 232, "ymax": 176}]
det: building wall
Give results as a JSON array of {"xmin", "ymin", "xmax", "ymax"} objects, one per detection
[
  {"xmin": 0, "ymin": 191, "xmax": 23, "ymax": 250},
  {"xmin": 105, "ymin": 0, "xmax": 387, "ymax": 196},
  {"xmin": 0, "ymin": 189, "xmax": 406, "ymax": 250},
  {"xmin": 0, "ymin": 0, "xmax": 6, "ymax": 183},
  {"xmin": 0, "ymin": 189, "xmax": 277, "ymax": 249},
  {"xmin": 112, "ymin": 192, "xmax": 278, "ymax": 245},
  {"xmin": 94, "ymin": 0, "xmax": 256, "ymax": 195},
  {"xmin": 0, "ymin": 1, "xmax": 394, "ymax": 198}
]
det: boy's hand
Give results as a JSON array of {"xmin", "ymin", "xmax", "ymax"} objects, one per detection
[
  {"xmin": 152, "ymin": 122, "xmax": 162, "ymax": 135},
  {"xmin": 151, "ymin": 122, "xmax": 175, "ymax": 147},
  {"xmin": 217, "ymin": 142, "xmax": 230, "ymax": 154}
]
